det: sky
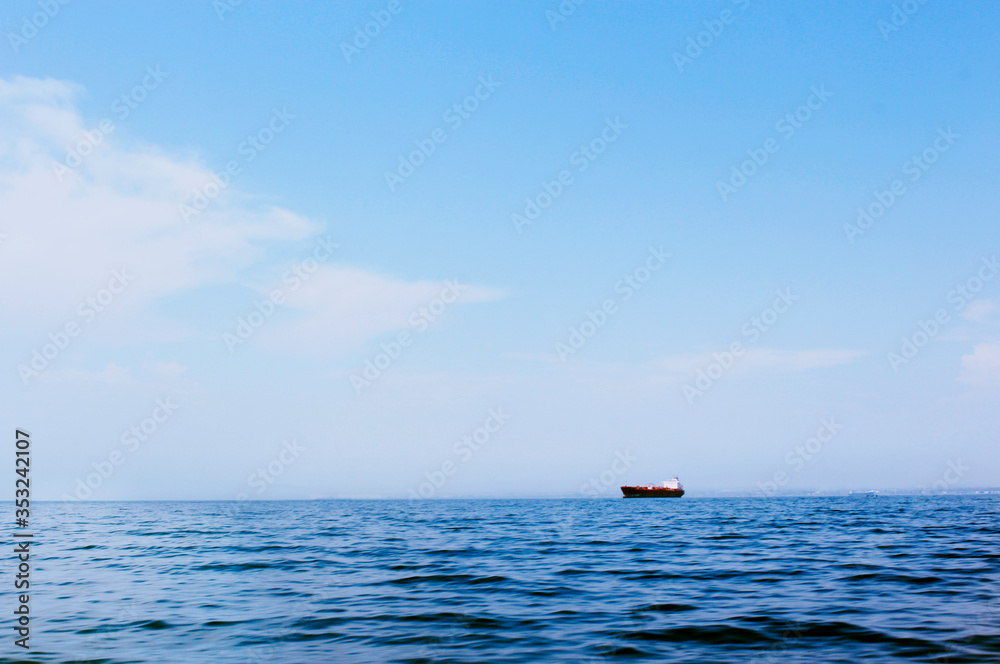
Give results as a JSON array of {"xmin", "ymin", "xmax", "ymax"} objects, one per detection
[{"xmin": 1, "ymin": 0, "xmax": 998, "ymax": 500}]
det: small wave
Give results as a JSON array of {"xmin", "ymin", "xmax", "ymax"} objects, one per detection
[
  {"xmin": 621, "ymin": 624, "xmax": 775, "ymax": 645},
  {"xmin": 842, "ymin": 572, "xmax": 944, "ymax": 585},
  {"xmin": 192, "ymin": 562, "xmax": 273, "ymax": 571},
  {"xmin": 289, "ymin": 616, "xmax": 351, "ymax": 630},
  {"xmin": 635, "ymin": 603, "xmax": 698, "ymax": 613},
  {"xmin": 135, "ymin": 620, "xmax": 173, "ymax": 630},
  {"xmin": 595, "ymin": 645, "xmax": 653, "ymax": 658},
  {"xmin": 380, "ymin": 574, "xmax": 510, "ymax": 586}
]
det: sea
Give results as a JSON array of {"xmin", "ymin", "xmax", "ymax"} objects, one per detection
[{"xmin": 16, "ymin": 495, "xmax": 1000, "ymax": 663}]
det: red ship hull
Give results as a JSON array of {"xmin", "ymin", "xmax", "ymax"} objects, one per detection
[{"xmin": 621, "ymin": 486, "xmax": 685, "ymax": 498}]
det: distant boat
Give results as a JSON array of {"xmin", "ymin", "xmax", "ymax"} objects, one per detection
[{"xmin": 621, "ymin": 477, "xmax": 685, "ymax": 498}]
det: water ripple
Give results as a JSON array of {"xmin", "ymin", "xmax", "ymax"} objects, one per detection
[{"xmin": 27, "ymin": 495, "xmax": 1000, "ymax": 663}]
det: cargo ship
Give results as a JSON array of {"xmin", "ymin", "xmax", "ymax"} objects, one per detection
[{"xmin": 621, "ymin": 477, "xmax": 684, "ymax": 498}]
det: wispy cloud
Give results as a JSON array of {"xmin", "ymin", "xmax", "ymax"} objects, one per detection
[
  {"xmin": 255, "ymin": 268, "xmax": 506, "ymax": 354},
  {"xmin": 962, "ymin": 299, "xmax": 1000, "ymax": 325},
  {"xmin": 43, "ymin": 363, "xmax": 135, "ymax": 385},
  {"xmin": 144, "ymin": 361, "xmax": 188, "ymax": 377},
  {"xmin": 0, "ymin": 77, "xmax": 316, "ymax": 320},
  {"xmin": 959, "ymin": 343, "xmax": 1000, "ymax": 387},
  {"xmin": 656, "ymin": 348, "xmax": 865, "ymax": 376},
  {"xmin": 0, "ymin": 76, "xmax": 504, "ymax": 357}
]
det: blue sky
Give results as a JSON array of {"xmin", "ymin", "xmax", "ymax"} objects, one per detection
[{"xmin": 1, "ymin": 0, "xmax": 998, "ymax": 500}]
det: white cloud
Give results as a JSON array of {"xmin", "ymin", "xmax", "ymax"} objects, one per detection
[
  {"xmin": 0, "ymin": 75, "xmax": 503, "ymax": 356},
  {"xmin": 958, "ymin": 343, "xmax": 1000, "ymax": 387},
  {"xmin": 144, "ymin": 361, "xmax": 188, "ymax": 377},
  {"xmin": 962, "ymin": 299, "xmax": 1000, "ymax": 325},
  {"xmin": 42, "ymin": 362, "xmax": 135, "ymax": 385},
  {"xmin": 254, "ymin": 268, "xmax": 505, "ymax": 353},
  {"xmin": 740, "ymin": 348, "xmax": 866, "ymax": 371},
  {"xmin": 507, "ymin": 348, "xmax": 864, "ymax": 376},
  {"xmin": 0, "ymin": 76, "xmax": 317, "ymax": 320},
  {"xmin": 656, "ymin": 347, "xmax": 865, "ymax": 375}
]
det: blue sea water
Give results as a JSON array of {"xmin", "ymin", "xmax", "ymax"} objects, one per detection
[{"xmin": 16, "ymin": 496, "xmax": 1000, "ymax": 663}]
